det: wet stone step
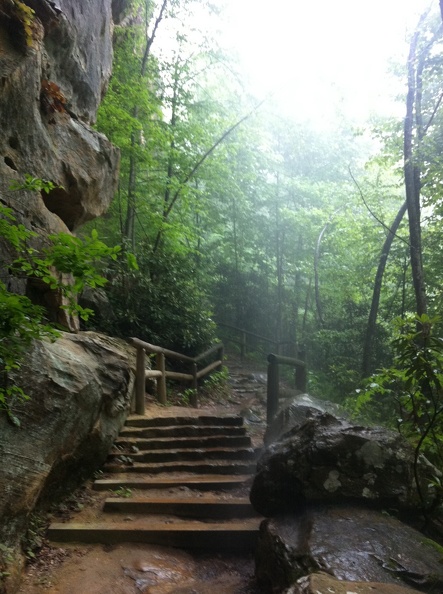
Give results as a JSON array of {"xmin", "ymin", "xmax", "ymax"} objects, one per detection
[
  {"xmin": 125, "ymin": 415, "xmax": 244, "ymax": 428},
  {"xmin": 48, "ymin": 520, "xmax": 260, "ymax": 552},
  {"xmin": 119, "ymin": 425, "xmax": 247, "ymax": 438},
  {"xmin": 103, "ymin": 460, "xmax": 257, "ymax": 475},
  {"xmin": 113, "ymin": 434, "xmax": 252, "ymax": 450},
  {"xmin": 107, "ymin": 447, "xmax": 260, "ymax": 464},
  {"xmin": 103, "ymin": 497, "xmax": 258, "ymax": 519},
  {"xmin": 92, "ymin": 475, "xmax": 252, "ymax": 491}
]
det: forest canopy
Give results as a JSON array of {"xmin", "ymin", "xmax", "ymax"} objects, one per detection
[{"xmin": 81, "ymin": 0, "xmax": 443, "ymax": 402}]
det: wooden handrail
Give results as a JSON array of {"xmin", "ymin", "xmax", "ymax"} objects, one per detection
[
  {"xmin": 131, "ymin": 338, "xmax": 224, "ymax": 413},
  {"xmin": 131, "ymin": 337, "xmax": 195, "ymax": 363},
  {"xmin": 266, "ymin": 352, "xmax": 307, "ymax": 425}
]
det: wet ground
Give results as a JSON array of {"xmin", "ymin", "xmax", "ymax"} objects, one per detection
[
  {"xmin": 17, "ymin": 356, "xmax": 267, "ymax": 594},
  {"xmin": 18, "ymin": 543, "xmax": 259, "ymax": 594}
]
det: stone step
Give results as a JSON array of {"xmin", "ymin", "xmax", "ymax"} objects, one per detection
[
  {"xmin": 119, "ymin": 425, "xmax": 247, "ymax": 438},
  {"xmin": 92, "ymin": 475, "xmax": 252, "ymax": 491},
  {"xmin": 113, "ymin": 434, "xmax": 252, "ymax": 450},
  {"xmin": 103, "ymin": 460, "xmax": 257, "ymax": 475},
  {"xmin": 125, "ymin": 415, "xmax": 243, "ymax": 428},
  {"xmin": 48, "ymin": 520, "xmax": 260, "ymax": 552},
  {"xmin": 107, "ymin": 446, "xmax": 259, "ymax": 464},
  {"xmin": 103, "ymin": 497, "xmax": 258, "ymax": 519}
]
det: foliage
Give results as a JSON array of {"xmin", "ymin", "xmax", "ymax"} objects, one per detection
[
  {"xmin": 88, "ymin": 0, "xmax": 443, "ymax": 408},
  {"xmin": 0, "ymin": 184, "xmax": 120, "ymax": 412},
  {"xmin": 9, "ymin": 174, "xmax": 58, "ymax": 194},
  {"xmin": 349, "ymin": 314, "xmax": 443, "ymax": 508},
  {"xmin": 0, "ymin": 543, "xmax": 13, "ymax": 581},
  {"xmin": 105, "ymin": 240, "xmax": 216, "ymax": 354},
  {"xmin": 22, "ymin": 513, "xmax": 47, "ymax": 560},
  {"xmin": 0, "ymin": 280, "xmax": 58, "ymax": 418},
  {"xmin": 112, "ymin": 487, "xmax": 133, "ymax": 498},
  {"xmin": 10, "ymin": 0, "xmax": 36, "ymax": 47}
]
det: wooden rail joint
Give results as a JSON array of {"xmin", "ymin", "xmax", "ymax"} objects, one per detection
[{"xmin": 131, "ymin": 338, "xmax": 224, "ymax": 414}]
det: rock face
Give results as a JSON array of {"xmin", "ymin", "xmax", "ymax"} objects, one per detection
[
  {"xmin": 0, "ymin": 0, "xmax": 121, "ymax": 242},
  {"xmin": 255, "ymin": 506, "xmax": 443, "ymax": 594},
  {"xmin": 251, "ymin": 409, "xmax": 437, "ymax": 516},
  {"xmin": 0, "ymin": 2, "xmax": 131, "ymax": 591},
  {"xmin": 0, "ymin": 331, "xmax": 135, "ymax": 590}
]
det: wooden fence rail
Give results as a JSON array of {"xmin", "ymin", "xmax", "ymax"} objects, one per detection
[
  {"xmin": 131, "ymin": 338, "xmax": 224, "ymax": 414},
  {"xmin": 266, "ymin": 352, "xmax": 307, "ymax": 425}
]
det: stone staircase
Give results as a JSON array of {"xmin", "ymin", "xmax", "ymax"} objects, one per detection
[{"xmin": 48, "ymin": 412, "xmax": 262, "ymax": 553}]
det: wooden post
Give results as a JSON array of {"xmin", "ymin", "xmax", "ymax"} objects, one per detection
[
  {"xmin": 217, "ymin": 345, "xmax": 224, "ymax": 371},
  {"xmin": 191, "ymin": 362, "xmax": 198, "ymax": 408},
  {"xmin": 135, "ymin": 346, "xmax": 146, "ymax": 415},
  {"xmin": 267, "ymin": 355, "xmax": 279, "ymax": 425},
  {"xmin": 295, "ymin": 364, "xmax": 307, "ymax": 393},
  {"xmin": 157, "ymin": 352, "xmax": 167, "ymax": 405}
]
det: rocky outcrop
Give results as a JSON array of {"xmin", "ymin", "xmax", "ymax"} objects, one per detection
[
  {"xmin": 0, "ymin": 0, "xmax": 121, "ymax": 233},
  {"xmin": 255, "ymin": 507, "xmax": 443, "ymax": 593},
  {"xmin": 0, "ymin": 331, "xmax": 135, "ymax": 591},
  {"xmin": 251, "ymin": 409, "xmax": 438, "ymax": 515},
  {"xmin": 251, "ymin": 398, "xmax": 443, "ymax": 593}
]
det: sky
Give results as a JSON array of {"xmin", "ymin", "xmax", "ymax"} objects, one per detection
[{"xmin": 218, "ymin": 0, "xmax": 436, "ymax": 125}]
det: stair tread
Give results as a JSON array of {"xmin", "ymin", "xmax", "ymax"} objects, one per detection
[
  {"xmin": 49, "ymin": 519, "xmax": 260, "ymax": 530},
  {"xmin": 125, "ymin": 416, "xmax": 244, "ymax": 428},
  {"xmin": 110, "ymin": 446, "xmax": 258, "ymax": 455},
  {"xmin": 114, "ymin": 433, "xmax": 251, "ymax": 445},
  {"xmin": 104, "ymin": 460, "xmax": 256, "ymax": 471},
  {"xmin": 105, "ymin": 497, "xmax": 252, "ymax": 504},
  {"xmin": 95, "ymin": 474, "xmax": 252, "ymax": 483}
]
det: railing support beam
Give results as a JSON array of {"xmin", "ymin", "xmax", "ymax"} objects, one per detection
[
  {"xmin": 156, "ymin": 352, "xmax": 167, "ymax": 405},
  {"xmin": 135, "ymin": 347, "xmax": 146, "ymax": 415}
]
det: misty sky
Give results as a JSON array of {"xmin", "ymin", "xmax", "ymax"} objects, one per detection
[{"xmin": 220, "ymin": 0, "xmax": 435, "ymax": 124}]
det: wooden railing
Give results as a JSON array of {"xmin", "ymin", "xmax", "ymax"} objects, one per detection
[
  {"xmin": 266, "ymin": 353, "xmax": 307, "ymax": 425},
  {"xmin": 217, "ymin": 322, "xmax": 296, "ymax": 359},
  {"xmin": 131, "ymin": 338, "xmax": 224, "ymax": 414}
]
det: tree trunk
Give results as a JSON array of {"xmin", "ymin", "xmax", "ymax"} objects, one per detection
[
  {"xmin": 314, "ymin": 223, "xmax": 328, "ymax": 327},
  {"xmin": 362, "ymin": 200, "xmax": 407, "ymax": 377},
  {"xmin": 404, "ymin": 28, "xmax": 427, "ymax": 318}
]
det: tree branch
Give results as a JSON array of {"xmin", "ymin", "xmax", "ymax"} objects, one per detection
[
  {"xmin": 348, "ymin": 167, "xmax": 409, "ymax": 247},
  {"xmin": 152, "ymin": 98, "xmax": 268, "ymax": 252}
]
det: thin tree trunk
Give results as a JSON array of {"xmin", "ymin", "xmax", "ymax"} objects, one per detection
[
  {"xmin": 404, "ymin": 27, "xmax": 427, "ymax": 318},
  {"xmin": 314, "ymin": 223, "xmax": 328, "ymax": 327},
  {"xmin": 362, "ymin": 200, "xmax": 407, "ymax": 377},
  {"xmin": 123, "ymin": 0, "xmax": 168, "ymax": 248}
]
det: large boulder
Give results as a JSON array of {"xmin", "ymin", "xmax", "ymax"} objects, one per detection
[
  {"xmin": 0, "ymin": 331, "xmax": 135, "ymax": 591},
  {"xmin": 251, "ymin": 409, "xmax": 438, "ymax": 515},
  {"xmin": 255, "ymin": 506, "xmax": 443, "ymax": 593}
]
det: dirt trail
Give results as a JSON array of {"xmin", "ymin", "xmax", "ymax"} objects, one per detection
[{"xmin": 17, "ymin": 357, "xmax": 267, "ymax": 594}]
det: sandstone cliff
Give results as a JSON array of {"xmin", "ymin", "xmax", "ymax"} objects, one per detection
[{"xmin": 0, "ymin": 2, "xmax": 132, "ymax": 591}]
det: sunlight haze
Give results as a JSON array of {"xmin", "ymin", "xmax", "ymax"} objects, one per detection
[{"xmin": 221, "ymin": 0, "xmax": 435, "ymax": 124}]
